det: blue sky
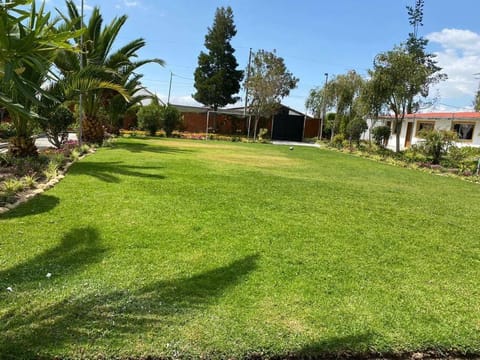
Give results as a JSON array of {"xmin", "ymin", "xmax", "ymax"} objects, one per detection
[{"xmin": 45, "ymin": 0, "xmax": 480, "ymax": 113}]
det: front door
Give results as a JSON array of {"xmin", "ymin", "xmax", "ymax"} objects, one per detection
[{"xmin": 404, "ymin": 122, "xmax": 413, "ymax": 148}]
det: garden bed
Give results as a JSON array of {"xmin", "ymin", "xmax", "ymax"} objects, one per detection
[{"xmin": 0, "ymin": 141, "xmax": 93, "ymax": 212}]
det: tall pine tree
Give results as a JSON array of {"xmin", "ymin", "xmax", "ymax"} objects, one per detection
[{"xmin": 193, "ymin": 6, "xmax": 243, "ymax": 110}]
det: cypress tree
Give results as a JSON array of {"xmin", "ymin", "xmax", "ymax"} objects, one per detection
[{"xmin": 193, "ymin": 6, "xmax": 243, "ymax": 110}]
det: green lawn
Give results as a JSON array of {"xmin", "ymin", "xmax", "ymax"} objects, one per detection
[{"xmin": 1, "ymin": 137, "xmax": 479, "ymax": 359}]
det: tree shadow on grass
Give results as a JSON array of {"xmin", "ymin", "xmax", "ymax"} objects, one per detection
[
  {"xmin": 0, "ymin": 194, "xmax": 59, "ymax": 220},
  {"xmin": 0, "ymin": 254, "xmax": 259, "ymax": 358},
  {"xmin": 117, "ymin": 141, "xmax": 194, "ymax": 155},
  {"xmin": 69, "ymin": 161, "xmax": 166, "ymax": 183},
  {"xmin": 0, "ymin": 226, "xmax": 106, "ymax": 293}
]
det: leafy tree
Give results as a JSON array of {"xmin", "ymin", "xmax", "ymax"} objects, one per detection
[
  {"xmin": 358, "ymin": 76, "xmax": 388, "ymax": 143},
  {"xmin": 244, "ymin": 49, "xmax": 298, "ymax": 140},
  {"xmin": 137, "ymin": 100, "xmax": 163, "ymax": 136},
  {"xmin": 307, "ymin": 71, "xmax": 364, "ymax": 140},
  {"xmin": 162, "ymin": 105, "xmax": 181, "ymax": 137},
  {"xmin": 370, "ymin": 45, "xmax": 438, "ymax": 152},
  {"xmin": 330, "ymin": 71, "xmax": 364, "ymax": 138},
  {"xmin": 193, "ymin": 6, "xmax": 243, "ymax": 110}
]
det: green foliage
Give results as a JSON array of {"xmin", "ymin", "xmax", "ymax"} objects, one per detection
[
  {"xmin": 137, "ymin": 103, "xmax": 163, "ymax": 136},
  {"xmin": 22, "ymin": 174, "xmax": 38, "ymax": 189},
  {"xmin": 43, "ymin": 161, "xmax": 58, "ymax": 181},
  {"xmin": 55, "ymin": 0, "xmax": 163, "ymax": 143},
  {"xmin": 442, "ymin": 146, "xmax": 480, "ymax": 172},
  {"xmin": 345, "ymin": 117, "xmax": 368, "ymax": 144},
  {"xmin": 331, "ymin": 133, "xmax": 345, "ymax": 148},
  {"xmin": 0, "ymin": 122, "xmax": 16, "ymax": 139},
  {"xmin": 245, "ymin": 49, "xmax": 298, "ymax": 140},
  {"xmin": 193, "ymin": 6, "xmax": 243, "ymax": 109},
  {"xmin": 370, "ymin": 44, "xmax": 445, "ymax": 152},
  {"xmin": 37, "ymin": 106, "xmax": 75, "ymax": 149},
  {"xmin": 2, "ymin": 178, "xmax": 24, "ymax": 194},
  {"xmin": 417, "ymin": 129, "xmax": 457, "ymax": 165},
  {"xmin": 162, "ymin": 105, "xmax": 181, "ymax": 137},
  {"xmin": 0, "ymin": 0, "xmax": 80, "ymax": 137},
  {"xmin": 79, "ymin": 144, "xmax": 91, "ymax": 155},
  {"xmin": 69, "ymin": 148, "xmax": 80, "ymax": 162},
  {"xmin": 11, "ymin": 156, "xmax": 48, "ymax": 177},
  {"xmin": 402, "ymin": 145, "xmax": 427, "ymax": 163},
  {"xmin": 372, "ymin": 125, "xmax": 391, "ymax": 147}
]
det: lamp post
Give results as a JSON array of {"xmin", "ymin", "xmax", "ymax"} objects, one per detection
[{"xmin": 319, "ymin": 72, "xmax": 328, "ymax": 140}]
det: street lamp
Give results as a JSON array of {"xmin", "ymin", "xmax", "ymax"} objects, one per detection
[{"xmin": 319, "ymin": 72, "xmax": 328, "ymax": 140}]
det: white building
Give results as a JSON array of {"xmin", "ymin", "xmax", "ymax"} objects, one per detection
[{"xmin": 366, "ymin": 112, "xmax": 480, "ymax": 151}]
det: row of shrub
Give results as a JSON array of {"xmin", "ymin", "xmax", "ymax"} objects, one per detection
[
  {"xmin": 120, "ymin": 129, "xmax": 251, "ymax": 143},
  {"xmin": 327, "ymin": 133, "xmax": 480, "ymax": 180}
]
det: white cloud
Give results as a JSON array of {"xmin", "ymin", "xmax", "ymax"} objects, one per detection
[
  {"xmin": 75, "ymin": 1, "xmax": 93, "ymax": 12},
  {"xmin": 124, "ymin": 0, "xmax": 138, "ymax": 7},
  {"xmin": 426, "ymin": 28, "xmax": 480, "ymax": 106}
]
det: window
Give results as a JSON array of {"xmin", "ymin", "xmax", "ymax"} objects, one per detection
[
  {"xmin": 453, "ymin": 122, "xmax": 475, "ymax": 141},
  {"xmin": 415, "ymin": 121, "xmax": 435, "ymax": 136}
]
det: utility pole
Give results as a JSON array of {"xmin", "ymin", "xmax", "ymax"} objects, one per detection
[
  {"xmin": 319, "ymin": 72, "xmax": 328, "ymax": 140},
  {"xmin": 78, "ymin": 0, "xmax": 84, "ymax": 147},
  {"xmin": 167, "ymin": 71, "xmax": 173, "ymax": 105},
  {"xmin": 243, "ymin": 48, "xmax": 252, "ymax": 117}
]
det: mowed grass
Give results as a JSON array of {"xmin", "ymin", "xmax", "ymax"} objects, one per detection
[{"xmin": 1, "ymin": 137, "xmax": 480, "ymax": 358}]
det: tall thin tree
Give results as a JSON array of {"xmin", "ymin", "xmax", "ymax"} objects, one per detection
[{"xmin": 193, "ymin": 6, "xmax": 243, "ymax": 111}]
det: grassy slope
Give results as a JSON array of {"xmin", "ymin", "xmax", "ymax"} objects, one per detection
[{"xmin": 0, "ymin": 137, "xmax": 479, "ymax": 358}]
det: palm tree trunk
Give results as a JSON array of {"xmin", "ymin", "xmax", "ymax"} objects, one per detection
[
  {"xmin": 82, "ymin": 116, "xmax": 104, "ymax": 144},
  {"xmin": 8, "ymin": 136, "xmax": 38, "ymax": 157}
]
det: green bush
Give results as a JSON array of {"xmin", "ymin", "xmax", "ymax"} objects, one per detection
[
  {"xmin": 331, "ymin": 134, "xmax": 345, "ymax": 148},
  {"xmin": 137, "ymin": 103, "xmax": 163, "ymax": 136},
  {"xmin": 162, "ymin": 105, "xmax": 181, "ymax": 137},
  {"xmin": 345, "ymin": 118, "xmax": 368, "ymax": 145},
  {"xmin": 37, "ymin": 106, "xmax": 75, "ymax": 149},
  {"xmin": 43, "ymin": 161, "xmax": 58, "ymax": 181},
  {"xmin": 402, "ymin": 145, "xmax": 427, "ymax": 163},
  {"xmin": 372, "ymin": 125, "xmax": 391, "ymax": 147},
  {"xmin": 417, "ymin": 130, "xmax": 457, "ymax": 165},
  {"xmin": 2, "ymin": 178, "xmax": 24, "ymax": 194}
]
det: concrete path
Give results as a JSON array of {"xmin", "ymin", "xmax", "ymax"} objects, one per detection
[
  {"xmin": 271, "ymin": 140, "xmax": 321, "ymax": 148},
  {"xmin": 0, "ymin": 133, "xmax": 78, "ymax": 154}
]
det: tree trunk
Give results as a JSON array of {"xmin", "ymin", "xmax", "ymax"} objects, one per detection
[
  {"xmin": 253, "ymin": 115, "xmax": 259, "ymax": 142},
  {"xmin": 82, "ymin": 116, "xmax": 104, "ymax": 144},
  {"xmin": 8, "ymin": 136, "xmax": 38, "ymax": 157},
  {"xmin": 395, "ymin": 120, "xmax": 401, "ymax": 153}
]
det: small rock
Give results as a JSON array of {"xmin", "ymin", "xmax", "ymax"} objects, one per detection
[{"xmin": 411, "ymin": 352, "xmax": 423, "ymax": 360}]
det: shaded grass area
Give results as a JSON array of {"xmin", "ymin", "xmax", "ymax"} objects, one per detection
[{"xmin": 1, "ymin": 137, "xmax": 479, "ymax": 358}]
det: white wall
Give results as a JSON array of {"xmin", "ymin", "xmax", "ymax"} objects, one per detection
[{"xmin": 365, "ymin": 117, "xmax": 480, "ymax": 151}]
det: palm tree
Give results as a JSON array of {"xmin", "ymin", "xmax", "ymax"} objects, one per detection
[
  {"xmin": 0, "ymin": 0, "xmax": 80, "ymax": 156},
  {"xmin": 55, "ymin": 1, "xmax": 164, "ymax": 143}
]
